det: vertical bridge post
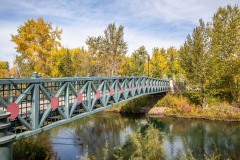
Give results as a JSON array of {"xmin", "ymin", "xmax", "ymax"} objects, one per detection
[{"xmin": 0, "ymin": 110, "xmax": 16, "ymax": 160}]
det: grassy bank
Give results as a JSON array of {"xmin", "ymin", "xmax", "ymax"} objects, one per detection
[{"xmin": 154, "ymin": 93, "xmax": 240, "ymax": 121}]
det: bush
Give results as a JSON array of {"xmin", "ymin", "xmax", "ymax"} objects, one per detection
[
  {"xmin": 113, "ymin": 124, "xmax": 165, "ymax": 160},
  {"xmin": 182, "ymin": 90, "xmax": 202, "ymax": 105},
  {"xmin": 13, "ymin": 137, "xmax": 58, "ymax": 160},
  {"xmin": 154, "ymin": 94, "xmax": 190, "ymax": 108}
]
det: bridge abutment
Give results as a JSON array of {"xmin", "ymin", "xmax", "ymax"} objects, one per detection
[{"xmin": 0, "ymin": 110, "xmax": 16, "ymax": 160}]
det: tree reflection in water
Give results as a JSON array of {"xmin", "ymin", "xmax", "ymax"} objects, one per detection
[
  {"xmin": 35, "ymin": 113, "xmax": 240, "ymax": 159},
  {"xmin": 150, "ymin": 117, "xmax": 240, "ymax": 159}
]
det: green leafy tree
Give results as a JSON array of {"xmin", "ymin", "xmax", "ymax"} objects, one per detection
[
  {"xmin": 72, "ymin": 47, "xmax": 91, "ymax": 76},
  {"xmin": 11, "ymin": 17, "xmax": 62, "ymax": 77},
  {"xmin": 179, "ymin": 19, "xmax": 211, "ymax": 106},
  {"xmin": 86, "ymin": 23, "xmax": 127, "ymax": 76},
  {"xmin": 210, "ymin": 5, "xmax": 240, "ymax": 102},
  {"xmin": 61, "ymin": 49, "xmax": 74, "ymax": 77},
  {"xmin": 129, "ymin": 46, "xmax": 148, "ymax": 76},
  {"xmin": 166, "ymin": 47, "xmax": 182, "ymax": 80}
]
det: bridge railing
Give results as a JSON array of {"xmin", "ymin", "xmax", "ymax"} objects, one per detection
[{"xmin": 0, "ymin": 74, "xmax": 168, "ymax": 139}]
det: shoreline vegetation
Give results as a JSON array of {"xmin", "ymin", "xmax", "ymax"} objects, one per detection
[
  {"xmin": 154, "ymin": 93, "xmax": 240, "ymax": 122},
  {"xmin": 106, "ymin": 93, "xmax": 240, "ymax": 122}
]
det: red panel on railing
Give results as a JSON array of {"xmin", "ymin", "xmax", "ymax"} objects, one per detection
[
  {"xmin": 77, "ymin": 93, "xmax": 83, "ymax": 104},
  {"xmin": 7, "ymin": 103, "xmax": 19, "ymax": 120},
  {"xmin": 51, "ymin": 97, "xmax": 59, "ymax": 110},
  {"xmin": 110, "ymin": 88, "xmax": 114, "ymax": 96},
  {"xmin": 121, "ymin": 87, "xmax": 124, "ymax": 93},
  {"xmin": 96, "ymin": 90, "xmax": 101, "ymax": 99}
]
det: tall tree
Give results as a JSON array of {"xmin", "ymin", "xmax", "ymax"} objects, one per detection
[
  {"xmin": 119, "ymin": 56, "xmax": 131, "ymax": 76},
  {"xmin": 210, "ymin": 5, "xmax": 240, "ymax": 101},
  {"xmin": 129, "ymin": 46, "xmax": 148, "ymax": 76},
  {"xmin": 86, "ymin": 23, "xmax": 127, "ymax": 76},
  {"xmin": 179, "ymin": 19, "xmax": 211, "ymax": 106},
  {"xmin": 11, "ymin": 17, "xmax": 62, "ymax": 77},
  {"xmin": 166, "ymin": 47, "xmax": 181, "ymax": 80},
  {"xmin": 72, "ymin": 47, "xmax": 90, "ymax": 76},
  {"xmin": 149, "ymin": 48, "xmax": 169, "ymax": 78}
]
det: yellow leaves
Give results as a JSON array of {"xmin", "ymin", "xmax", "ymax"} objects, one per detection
[
  {"xmin": 0, "ymin": 61, "xmax": 10, "ymax": 78},
  {"xmin": 11, "ymin": 17, "xmax": 62, "ymax": 77},
  {"xmin": 149, "ymin": 48, "xmax": 169, "ymax": 78}
]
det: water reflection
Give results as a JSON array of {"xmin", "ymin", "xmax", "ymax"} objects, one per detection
[
  {"xmin": 46, "ymin": 113, "xmax": 147, "ymax": 159},
  {"xmin": 150, "ymin": 117, "xmax": 240, "ymax": 159},
  {"xmin": 39, "ymin": 113, "xmax": 240, "ymax": 159}
]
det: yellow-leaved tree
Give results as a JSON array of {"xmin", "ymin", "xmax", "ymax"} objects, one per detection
[
  {"xmin": 0, "ymin": 61, "xmax": 10, "ymax": 78},
  {"xmin": 11, "ymin": 17, "xmax": 62, "ymax": 77},
  {"xmin": 148, "ymin": 48, "xmax": 169, "ymax": 78}
]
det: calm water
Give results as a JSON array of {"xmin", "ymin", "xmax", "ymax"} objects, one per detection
[{"xmin": 38, "ymin": 112, "xmax": 240, "ymax": 159}]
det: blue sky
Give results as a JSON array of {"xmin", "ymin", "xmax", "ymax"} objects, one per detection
[{"xmin": 1, "ymin": 0, "xmax": 240, "ymax": 66}]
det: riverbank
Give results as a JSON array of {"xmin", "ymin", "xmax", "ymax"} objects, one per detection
[
  {"xmin": 149, "ymin": 94, "xmax": 240, "ymax": 122},
  {"xmin": 106, "ymin": 94, "xmax": 240, "ymax": 122}
]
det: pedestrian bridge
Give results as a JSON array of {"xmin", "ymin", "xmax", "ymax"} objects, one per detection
[{"xmin": 0, "ymin": 74, "xmax": 168, "ymax": 141}]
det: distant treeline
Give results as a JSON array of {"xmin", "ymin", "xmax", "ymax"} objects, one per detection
[{"xmin": 1, "ymin": 5, "xmax": 240, "ymax": 104}]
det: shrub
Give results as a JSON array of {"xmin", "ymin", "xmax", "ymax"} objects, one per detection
[
  {"xmin": 113, "ymin": 124, "xmax": 165, "ymax": 160},
  {"xmin": 154, "ymin": 94, "xmax": 190, "ymax": 108},
  {"xmin": 13, "ymin": 137, "xmax": 58, "ymax": 160}
]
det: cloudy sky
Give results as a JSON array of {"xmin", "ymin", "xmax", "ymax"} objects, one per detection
[{"xmin": 0, "ymin": 0, "xmax": 239, "ymax": 66}]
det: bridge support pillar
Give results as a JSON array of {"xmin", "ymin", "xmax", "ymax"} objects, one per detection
[{"xmin": 0, "ymin": 110, "xmax": 16, "ymax": 160}]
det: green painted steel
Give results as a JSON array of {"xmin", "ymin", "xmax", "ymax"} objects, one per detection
[
  {"xmin": 0, "ymin": 110, "xmax": 16, "ymax": 160},
  {"xmin": 0, "ymin": 73, "xmax": 169, "ymax": 140}
]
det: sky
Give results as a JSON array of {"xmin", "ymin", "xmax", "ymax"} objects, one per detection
[{"xmin": 0, "ymin": 0, "xmax": 240, "ymax": 66}]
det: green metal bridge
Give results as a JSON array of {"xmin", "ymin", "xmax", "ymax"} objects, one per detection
[{"xmin": 0, "ymin": 73, "xmax": 169, "ymax": 159}]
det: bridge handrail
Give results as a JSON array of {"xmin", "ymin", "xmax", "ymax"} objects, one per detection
[{"xmin": 0, "ymin": 76, "xmax": 168, "ymax": 84}]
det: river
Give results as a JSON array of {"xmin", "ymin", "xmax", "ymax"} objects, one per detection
[{"xmin": 36, "ymin": 112, "xmax": 240, "ymax": 159}]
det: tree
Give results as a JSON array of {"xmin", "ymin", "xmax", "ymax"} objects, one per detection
[
  {"xmin": 0, "ymin": 61, "xmax": 10, "ymax": 78},
  {"xmin": 210, "ymin": 5, "xmax": 240, "ymax": 102},
  {"xmin": 129, "ymin": 46, "xmax": 148, "ymax": 76},
  {"xmin": 149, "ymin": 48, "xmax": 169, "ymax": 78},
  {"xmin": 61, "ymin": 49, "xmax": 74, "ymax": 77},
  {"xmin": 119, "ymin": 56, "xmax": 131, "ymax": 76},
  {"xmin": 179, "ymin": 19, "xmax": 211, "ymax": 106},
  {"xmin": 86, "ymin": 23, "xmax": 127, "ymax": 76},
  {"xmin": 49, "ymin": 48, "xmax": 75, "ymax": 77},
  {"xmin": 72, "ymin": 47, "xmax": 91, "ymax": 76},
  {"xmin": 165, "ymin": 47, "xmax": 181, "ymax": 80},
  {"xmin": 11, "ymin": 17, "xmax": 62, "ymax": 77},
  {"xmin": 10, "ymin": 65, "xmax": 21, "ymax": 78}
]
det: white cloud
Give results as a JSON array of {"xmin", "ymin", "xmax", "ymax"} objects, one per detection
[
  {"xmin": 0, "ymin": 22, "xmax": 20, "ymax": 66},
  {"xmin": 0, "ymin": 0, "xmax": 240, "ymax": 66}
]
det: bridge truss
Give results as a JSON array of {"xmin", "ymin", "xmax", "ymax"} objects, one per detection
[{"xmin": 0, "ymin": 74, "xmax": 168, "ymax": 140}]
